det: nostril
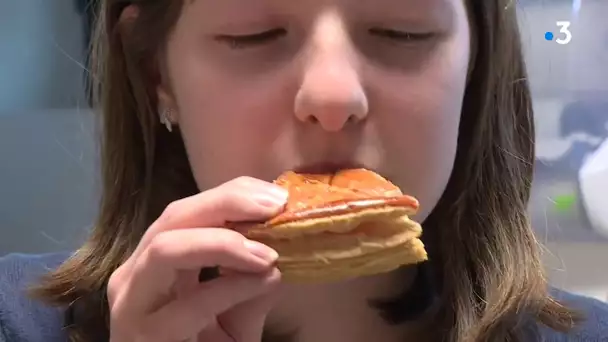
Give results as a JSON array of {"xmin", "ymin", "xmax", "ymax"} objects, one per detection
[{"xmin": 305, "ymin": 113, "xmax": 361, "ymax": 127}]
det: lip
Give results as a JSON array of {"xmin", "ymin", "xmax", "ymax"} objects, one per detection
[{"xmin": 292, "ymin": 162, "xmax": 368, "ymax": 175}]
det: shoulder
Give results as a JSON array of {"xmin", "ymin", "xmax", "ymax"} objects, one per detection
[
  {"xmin": 0, "ymin": 253, "xmax": 71, "ymax": 342},
  {"xmin": 538, "ymin": 288, "xmax": 608, "ymax": 341}
]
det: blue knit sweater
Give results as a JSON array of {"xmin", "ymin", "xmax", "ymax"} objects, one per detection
[{"xmin": 1, "ymin": 253, "xmax": 607, "ymax": 341}]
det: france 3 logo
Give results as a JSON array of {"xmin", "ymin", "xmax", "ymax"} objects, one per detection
[{"xmin": 544, "ymin": 21, "xmax": 572, "ymax": 45}]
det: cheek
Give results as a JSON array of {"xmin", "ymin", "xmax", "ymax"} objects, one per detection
[
  {"xmin": 379, "ymin": 88, "xmax": 462, "ymax": 221},
  {"xmin": 371, "ymin": 46, "xmax": 469, "ymax": 221},
  {"xmin": 167, "ymin": 53, "xmax": 296, "ymax": 189}
]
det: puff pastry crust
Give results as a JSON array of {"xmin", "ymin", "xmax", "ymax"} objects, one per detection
[{"xmin": 245, "ymin": 169, "xmax": 428, "ymax": 283}]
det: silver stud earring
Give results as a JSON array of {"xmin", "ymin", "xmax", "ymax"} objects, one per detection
[{"xmin": 159, "ymin": 107, "xmax": 173, "ymax": 132}]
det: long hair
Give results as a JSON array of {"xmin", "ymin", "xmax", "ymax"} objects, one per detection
[{"xmin": 33, "ymin": 1, "xmax": 580, "ymax": 341}]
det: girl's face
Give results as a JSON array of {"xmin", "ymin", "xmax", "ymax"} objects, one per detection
[{"xmin": 158, "ymin": 0, "xmax": 471, "ymax": 222}]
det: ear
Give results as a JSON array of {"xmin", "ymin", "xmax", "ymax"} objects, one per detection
[
  {"xmin": 154, "ymin": 21, "xmax": 178, "ymax": 121},
  {"xmin": 156, "ymin": 83, "xmax": 178, "ymax": 122},
  {"xmin": 119, "ymin": 4, "xmax": 178, "ymax": 121},
  {"xmin": 119, "ymin": 4, "xmax": 139, "ymax": 23}
]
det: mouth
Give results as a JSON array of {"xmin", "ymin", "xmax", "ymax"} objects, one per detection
[{"xmin": 292, "ymin": 162, "xmax": 368, "ymax": 175}]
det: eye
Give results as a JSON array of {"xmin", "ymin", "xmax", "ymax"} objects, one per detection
[
  {"xmin": 369, "ymin": 28, "xmax": 435, "ymax": 42},
  {"xmin": 215, "ymin": 28, "xmax": 287, "ymax": 49}
]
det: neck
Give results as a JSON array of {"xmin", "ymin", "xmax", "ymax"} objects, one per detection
[{"xmin": 264, "ymin": 266, "xmax": 432, "ymax": 342}]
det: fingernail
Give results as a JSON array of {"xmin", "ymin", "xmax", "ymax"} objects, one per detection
[
  {"xmin": 254, "ymin": 186, "xmax": 288, "ymax": 208},
  {"xmin": 244, "ymin": 240, "xmax": 279, "ymax": 263}
]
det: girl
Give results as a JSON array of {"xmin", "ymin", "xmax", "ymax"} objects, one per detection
[{"xmin": 1, "ymin": 0, "xmax": 607, "ymax": 341}]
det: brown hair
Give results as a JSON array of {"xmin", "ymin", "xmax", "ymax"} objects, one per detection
[{"xmin": 33, "ymin": 0, "xmax": 580, "ymax": 341}]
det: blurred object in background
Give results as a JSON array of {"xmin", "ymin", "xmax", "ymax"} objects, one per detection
[
  {"xmin": 561, "ymin": 99, "xmax": 608, "ymax": 140},
  {"xmin": 519, "ymin": 0, "xmax": 608, "ymax": 242},
  {"xmin": 579, "ymin": 138, "xmax": 608, "ymax": 238}
]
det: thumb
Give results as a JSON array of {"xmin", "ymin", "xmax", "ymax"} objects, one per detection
[{"xmin": 218, "ymin": 290, "xmax": 279, "ymax": 342}]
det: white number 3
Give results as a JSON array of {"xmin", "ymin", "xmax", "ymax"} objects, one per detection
[{"xmin": 556, "ymin": 21, "xmax": 572, "ymax": 45}]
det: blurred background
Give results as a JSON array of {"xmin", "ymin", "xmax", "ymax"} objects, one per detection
[{"xmin": 0, "ymin": 1, "xmax": 607, "ymax": 300}]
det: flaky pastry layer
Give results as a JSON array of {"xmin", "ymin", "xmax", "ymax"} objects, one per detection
[
  {"xmin": 239, "ymin": 169, "xmax": 428, "ymax": 283},
  {"xmin": 246, "ymin": 205, "xmax": 417, "ymax": 239},
  {"xmin": 250, "ymin": 213, "xmax": 427, "ymax": 283},
  {"xmin": 280, "ymin": 237, "xmax": 427, "ymax": 283}
]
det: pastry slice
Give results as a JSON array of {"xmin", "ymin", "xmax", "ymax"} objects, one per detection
[{"xmin": 245, "ymin": 168, "xmax": 428, "ymax": 283}]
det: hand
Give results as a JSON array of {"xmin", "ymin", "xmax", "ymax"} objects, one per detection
[{"xmin": 107, "ymin": 177, "xmax": 288, "ymax": 342}]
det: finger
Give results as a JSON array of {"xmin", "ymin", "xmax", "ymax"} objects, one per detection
[
  {"xmin": 219, "ymin": 287, "xmax": 281, "ymax": 342},
  {"xmin": 140, "ymin": 269, "xmax": 279, "ymax": 341},
  {"xmin": 151, "ymin": 177, "xmax": 286, "ymax": 237},
  {"xmin": 122, "ymin": 228, "xmax": 278, "ymax": 316},
  {"xmin": 196, "ymin": 319, "xmax": 235, "ymax": 342},
  {"xmin": 127, "ymin": 177, "xmax": 287, "ymax": 268}
]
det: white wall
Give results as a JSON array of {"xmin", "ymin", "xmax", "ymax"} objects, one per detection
[
  {"xmin": 0, "ymin": 0, "xmax": 87, "ymax": 112},
  {"xmin": 0, "ymin": 110, "xmax": 99, "ymax": 254}
]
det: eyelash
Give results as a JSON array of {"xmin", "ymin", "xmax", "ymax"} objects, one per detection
[
  {"xmin": 368, "ymin": 28, "xmax": 435, "ymax": 42},
  {"xmin": 216, "ymin": 27, "xmax": 434, "ymax": 49},
  {"xmin": 216, "ymin": 28, "xmax": 287, "ymax": 49}
]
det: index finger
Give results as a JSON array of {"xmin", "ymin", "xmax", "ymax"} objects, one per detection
[{"xmin": 132, "ymin": 177, "xmax": 287, "ymax": 262}]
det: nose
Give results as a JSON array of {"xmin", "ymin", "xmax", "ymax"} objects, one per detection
[{"xmin": 294, "ymin": 13, "xmax": 368, "ymax": 132}]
